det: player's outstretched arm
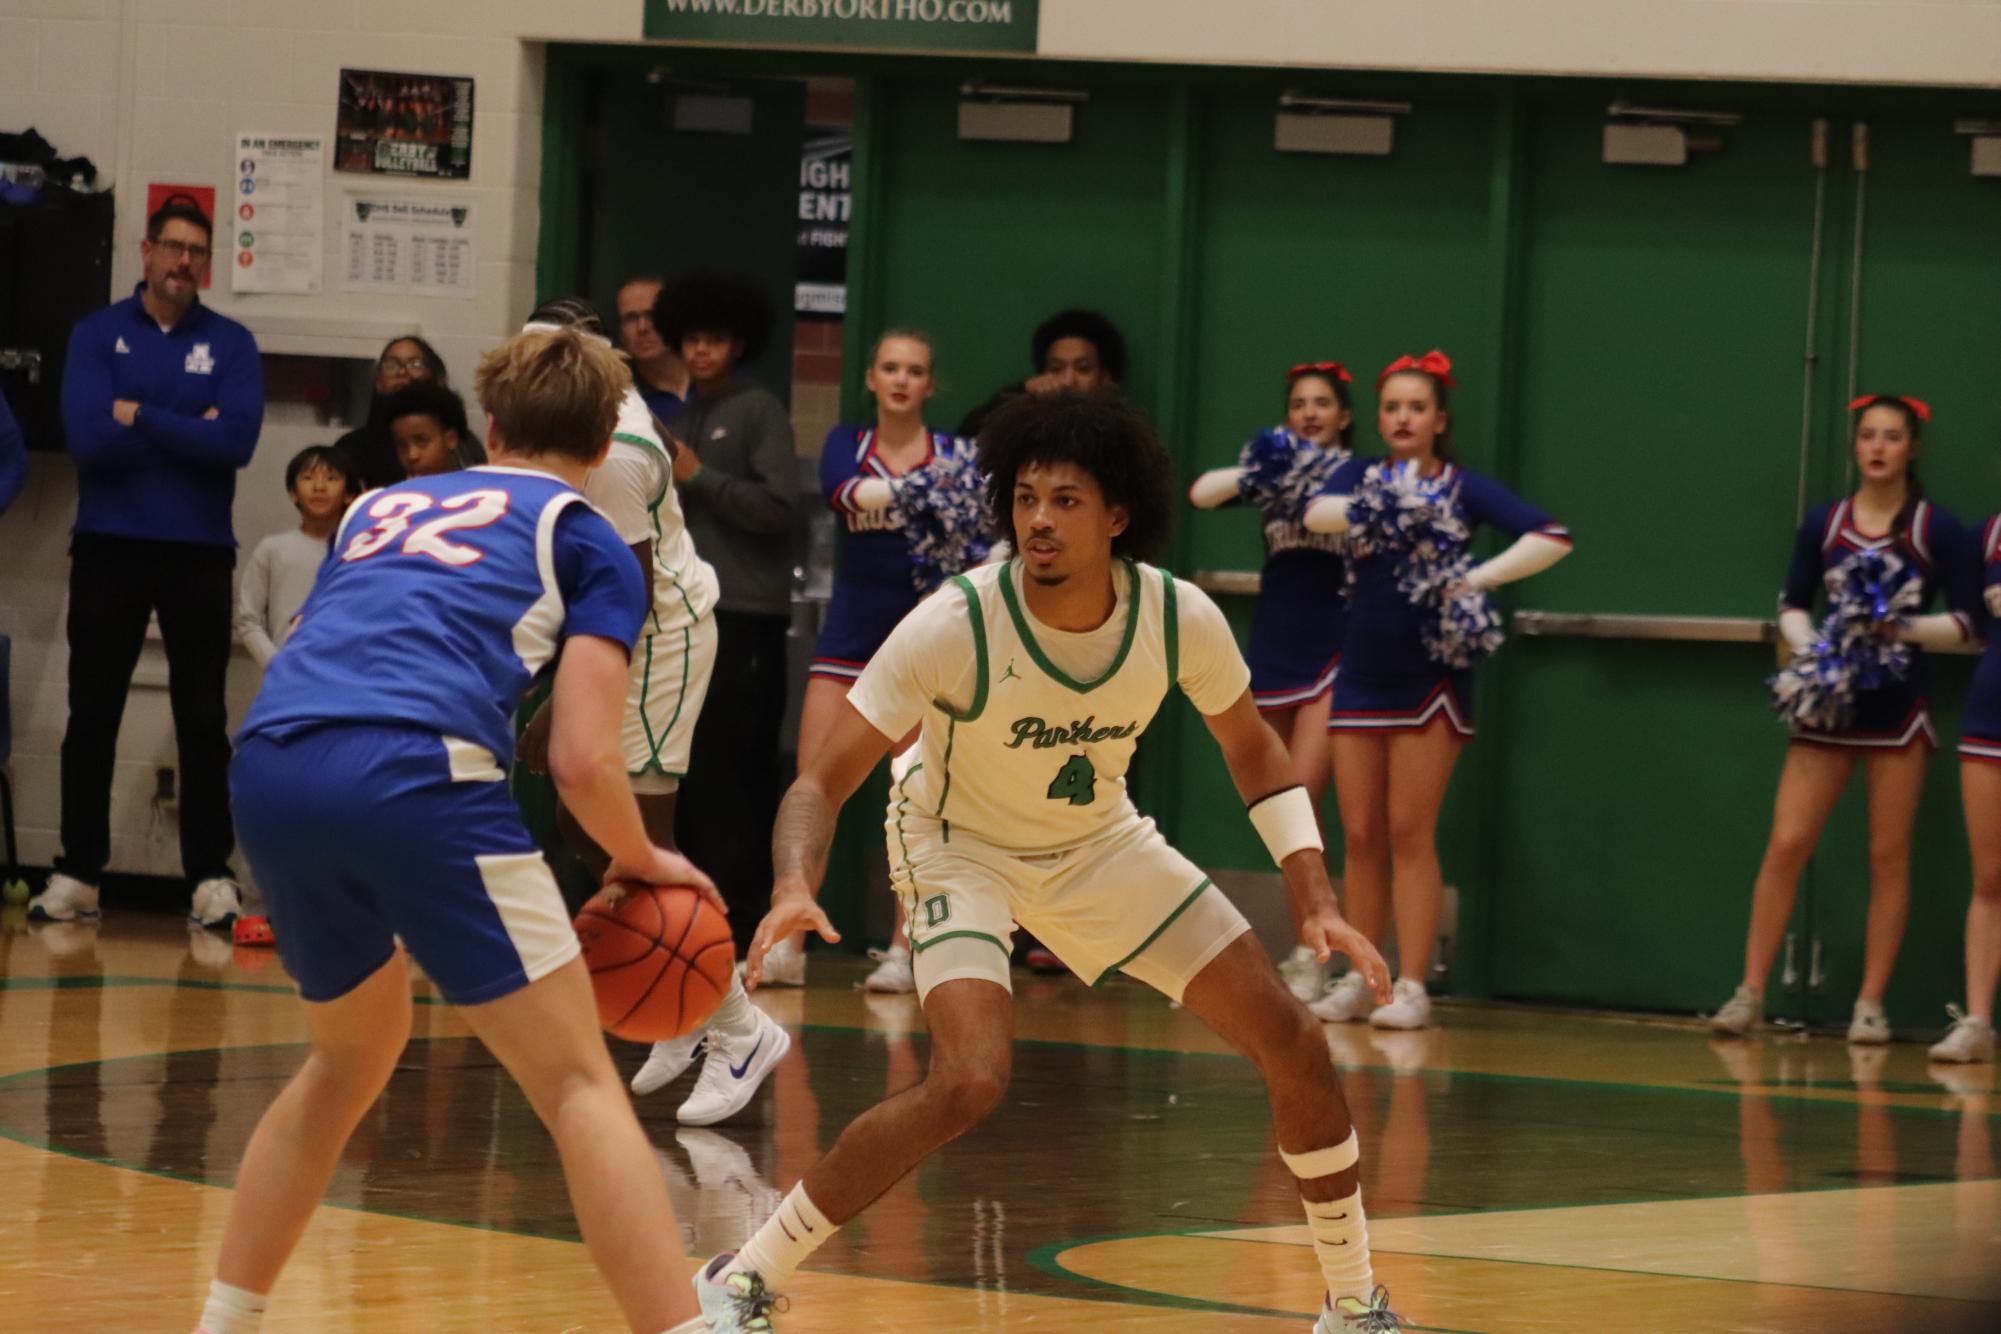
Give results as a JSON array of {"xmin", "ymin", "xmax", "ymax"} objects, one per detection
[
  {"xmin": 548, "ymin": 633, "xmax": 721, "ymax": 910},
  {"xmin": 746, "ymin": 700, "xmax": 895, "ymax": 987},
  {"xmin": 1201, "ymin": 690, "xmax": 1392, "ymax": 1004}
]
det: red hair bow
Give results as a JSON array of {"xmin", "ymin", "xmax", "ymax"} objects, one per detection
[
  {"xmin": 1378, "ymin": 349, "xmax": 1455, "ymax": 390},
  {"xmin": 1287, "ymin": 361, "xmax": 1353, "ymax": 384},
  {"xmin": 1848, "ymin": 393, "xmax": 1930, "ymax": 422}
]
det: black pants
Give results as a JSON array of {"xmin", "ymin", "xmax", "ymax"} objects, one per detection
[
  {"xmin": 676, "ymin": 609, "xmax": 789, "ymax": 949},
  {"xmin": 58, "ymin": 534, "xmax": 236, "ymax": 885}
]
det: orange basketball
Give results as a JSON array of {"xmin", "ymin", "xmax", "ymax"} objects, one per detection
[{"xmin": 574, "ymin": 883, "xmax": 735, "ymax": 1042}]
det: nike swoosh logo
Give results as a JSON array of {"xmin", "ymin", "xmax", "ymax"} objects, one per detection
[{"xmin": 730, "ymin": 1035, "xmax": 765, "ymax": 1079}]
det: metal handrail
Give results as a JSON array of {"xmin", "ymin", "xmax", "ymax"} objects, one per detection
[
  {"xmin": 1190, "ymin": 569, "xmax": 1262, "ymax": 598},
  {"xmin": 1513, "ymin": 611, "xmax": 1776, "ymax": 644},
  {"xmin": 1191, "ymin": 572, "xmax": 1980, "ymax": 654}
]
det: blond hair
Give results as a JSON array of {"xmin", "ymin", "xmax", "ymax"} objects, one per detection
[
  {"xmin": 870, "ymin": 327, "xmax": 935, "ymax": 371},
  {"xmin": 473, "ymin": 326, "xmax": 632, "ymax": 461}
]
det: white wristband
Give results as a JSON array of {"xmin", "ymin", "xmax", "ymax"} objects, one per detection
[{"xmin": 1248, "ymin": 785, "xmax": 1323, "ymax": 866}]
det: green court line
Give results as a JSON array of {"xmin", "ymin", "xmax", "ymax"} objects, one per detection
[
  {"xmin": 1023, "ymin": 1229, "xmax": 1484, "ymax": 1331},
  {"xmin": 1, "ymin": 1009, "xmax": 1996, "ymax": 1324},
  {"xmin": 1196, "ymin": 1224, "xmax": 2001, "ymax": 1306},
  {"xmin": 0, "ymin": 1034, "xmax": 1302, "ymax": 1322},
  {"xmin": 4, "ymin": 973, "xmax": 1993, "ymax": 1122}
]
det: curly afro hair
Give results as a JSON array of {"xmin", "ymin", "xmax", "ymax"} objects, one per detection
[
  {"xmin": 380, "ymin": 380, "xmax": 471, "ymax": 438},
  {"xmin": 979, "ymin": 390, "xmax": 1175, "ymax": 564},
  {"xmin": 652, "ymin": 271, "xmax": 775, "ymax": 365},
  {"xmin": 1031, "ymin": 308, "xmax": 1127, "ymax": 383}
]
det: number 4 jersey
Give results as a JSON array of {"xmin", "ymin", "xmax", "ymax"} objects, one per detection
[
  {"xmin": 239, "ymin": 466, "xmax": 645, "ymax": 766},
  {"xmin": 849, "ymin": 558, "xmax": 1250, "ymax": 853}
]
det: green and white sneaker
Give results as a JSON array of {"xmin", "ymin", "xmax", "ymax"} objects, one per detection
[
  {"xmin": 1317, "ymin": 1286, "xmax": 1404, "ymax": 1331},
  {"xmin": 694, "ymin": 1253, "xmax": 781, "ymax": 1332}
]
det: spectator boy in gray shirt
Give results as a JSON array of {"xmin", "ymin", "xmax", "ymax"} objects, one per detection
[{"xmin": 236, "ymin": 445, "xmax": 353, "ymax": 668}]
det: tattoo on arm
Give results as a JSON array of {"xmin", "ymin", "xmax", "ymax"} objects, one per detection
[{"xmin": 772, "ymin": 782, "xmax": 838, "ymax": 889}]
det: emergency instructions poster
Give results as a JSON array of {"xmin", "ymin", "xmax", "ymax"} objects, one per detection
[{"xmin": 231, "ymin": 133, "xmax": 325, "ymax": 295}]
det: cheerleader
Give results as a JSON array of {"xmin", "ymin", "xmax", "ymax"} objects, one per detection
[
  {"xmin": 1711, "ymin": 395, "xmax": 1978, "ymax": 1043},
  {"xmin": 1932, "ymin": 511, "xmax": 2001, "ymax": 1063},
  {"xmin": 1299, "ymin": 351, "xmax": 1573, "ymax": 1028},
  {"xmin": 1188, "ymin": 362, "xmax": 1356, "ymax": 1001},
  {"xmin": 797, "ymin": 329, "xmax": 978, "ymax": 992}
]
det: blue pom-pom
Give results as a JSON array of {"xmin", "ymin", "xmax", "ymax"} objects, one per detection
[
  {"xmin": 1343, "ymin": 461, "xmax": 1504, "ymax": 668},
  {"xmin": 1235, "ymin": 427, "xmax": 1347, "ymax": 523},
  {"xmin": 893, "ymin": 442, "xmax": 994, "ymax": 591},
  {"xmin": 1769, "ymin": 548, "xmax": 1922, "ymax": 730}
]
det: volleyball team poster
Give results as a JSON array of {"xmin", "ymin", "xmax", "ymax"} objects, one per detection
[{"xmin": 334, "ymin": 68, "xmax": 475, "ymax": 180}]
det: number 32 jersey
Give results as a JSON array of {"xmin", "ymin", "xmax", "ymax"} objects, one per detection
[
  {"xmin": 239, "ymin": 466, "xmax": 645, "ymax": 766},
  {"xmin": 849, "ymin": 558, "xmax": 1249, "ymax": 853}
]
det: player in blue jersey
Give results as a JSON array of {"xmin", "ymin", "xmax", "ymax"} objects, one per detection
[
  {"xmin": 1301, "ymin": 352, "xmax": 1572, "ymax": 1029},
  {"xmin": 1709, "ymin": 394, "xmax": 1978, "ymax": 1046},
  {"xmin": 193, "ymin": 328, "xmax": 728, "ymax": 1334},
  {"xmin": 1933, "ymin": 512, "xmax": 2001, "ymax": 1063},
  {"xmin": 1189, "ymin": 361, "xmax": 1356, "ymax": 1002},
  {"xmin": 799, "ymin": 329, "xmax": 978, "ymax": 992}
]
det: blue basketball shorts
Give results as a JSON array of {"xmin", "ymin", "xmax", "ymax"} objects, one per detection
[{"xmin": 231, "ymin": 723, "xmax": 579, "ymax": 1005}]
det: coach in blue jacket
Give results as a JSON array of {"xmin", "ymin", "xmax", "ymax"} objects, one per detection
[
  {"xmin": 0, "ymin": 386, "xmax": 25, "ymax": 517},
  {"xmin": 30, "ymin": 195, "xmax": 263, "ymax": 928}
]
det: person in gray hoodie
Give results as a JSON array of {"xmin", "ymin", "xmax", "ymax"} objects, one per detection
[{"xmin": 655, "ymin": 272, "xmax": 800, "ymax": 951}]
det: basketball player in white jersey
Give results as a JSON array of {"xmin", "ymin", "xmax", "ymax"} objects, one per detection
[
  {"xmin": 693, "ymin": 392, "xmax": 1404, "ymax": 1334},
  {"xmin": 517, "ymin": 298, "xmax": 787, "ymax": 1130}
]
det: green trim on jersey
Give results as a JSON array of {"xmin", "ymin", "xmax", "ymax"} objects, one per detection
[
  {"xmin": 929, "ymin": 575, "xmax": 989, "ymax": 835},
  {"xmin": 612, "ymin": 425, "xmax": 704, "ymax": 622},
  {"xmin": 938, "ymin": 574, "xmax": 989, "ymax": 722},
  {"xmin": 909, "ymin": 928, "xmax": 1010, "ymax": 958},
  {"xmin": 1091, "ymin": 876, "xmax": 1213, "ymax": 986},
  {"xmin": 997, "ymin": 558, "xmax": 1143, "ymax": 695},
  {"xmin": 892, "ymin": 762, "xmax": 923, "ymax": 894},
  {"xmin": 635, "ymin": 619, "xmax": 693, "ymax": 772},
  {"xmin": 1161, "ymin": 567, "xmax": 1180, "ymax": 690},
  {"xmin": 934, "ymin": 719, "xmax": 958, "ymax": 825}
]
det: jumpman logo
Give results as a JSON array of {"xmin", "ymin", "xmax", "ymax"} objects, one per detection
[{"xmin": 999, "ymin": 658, "xmax": 1021, "ymax": 685}]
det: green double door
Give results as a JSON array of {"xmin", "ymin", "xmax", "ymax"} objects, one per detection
[
  {"xmin": 1487, "ymin": 106, "xmax": 2001, "ymax": 1026},
  {"xmin": 557, "ymin": 61, "xmax": 806, "ymax": 393}
]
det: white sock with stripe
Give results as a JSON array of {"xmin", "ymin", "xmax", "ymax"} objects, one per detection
[
  {"xmin": 1280, "ymin": 1131, "xmax": 1374, "ymax": 1306},
  {"xmin": 726, "ymin": 1182, "xmax": 834, "ymax": 1290},
  {"xmin": 196, "ymin": 1279, "xmax": 266, "ymax": 1334}
]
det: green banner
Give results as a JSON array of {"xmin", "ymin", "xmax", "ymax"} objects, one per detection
[{"xmin": 644, "ymin": 0, "xmax": 1038, "ymax": 53}]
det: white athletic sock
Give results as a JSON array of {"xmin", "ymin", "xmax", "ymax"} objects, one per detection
[
  {"xmin": 1302, "ymin": 1188, "xmax": 1373, "ymax": 1306},
  {"xmin": 709, "ymin": 971, "xmax": 759, "ymax": 1040},
  {"xmin": 196, "ymin": 1279, "xmax": 267, "ymax": 1334},
  {"xmin": 726, "ymin": 1182, "xmax": 834, "ymax": 1290},
  {"xmin": 659, "ymin": 1320, "xmax": 707, "ymax": 1333}
]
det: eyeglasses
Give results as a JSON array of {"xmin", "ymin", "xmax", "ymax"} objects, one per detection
[
  {"xmin": 152, "ymin": 238, "xmax": 212, "ymax": 262},
  {"xmin": 379, "ymin": 358, "xmax": 431, "ymax": 375}
]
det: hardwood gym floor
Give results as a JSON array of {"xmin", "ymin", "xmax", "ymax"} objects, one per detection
[{"xmin": 0, "ymin": 913, "xmax": 1995, "ymax": 1332}]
